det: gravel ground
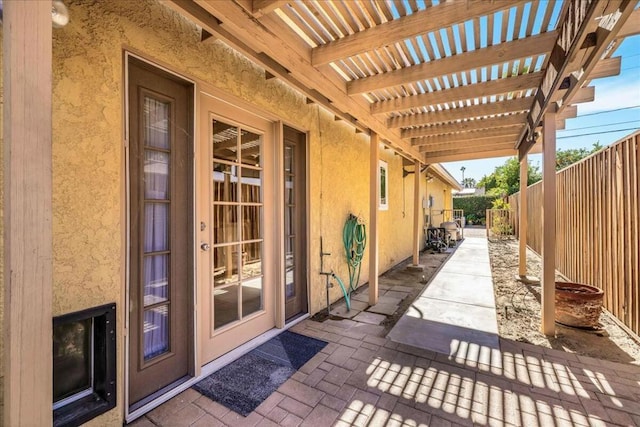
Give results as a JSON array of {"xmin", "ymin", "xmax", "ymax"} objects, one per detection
[{"xmin": 489, "ymin": 236, "xmax": 640, "ymax": 365}]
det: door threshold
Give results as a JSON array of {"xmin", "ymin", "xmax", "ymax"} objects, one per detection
[
  {"xmin": 285, "ymin": 311, "xmax": 309, "ymax": 324},
  {"xmin": 125, "ymin": 313, "xmax": 309, "ymax": 424},
  {"xmin": 126, "ymin": 376, "xmax": 197, "ymax": 423},
  {"xmin": 200, "ymin": 312, "xmax": 309, "ymax": 377}
]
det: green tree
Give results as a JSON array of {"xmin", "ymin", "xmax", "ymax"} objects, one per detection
[
  {"xmin": 556, "ymin": 142, "xmax": 602, "ymax": 170},
  {"xmin": 478, "ymin": 157, "xmax": 542, "ymax": 196}
]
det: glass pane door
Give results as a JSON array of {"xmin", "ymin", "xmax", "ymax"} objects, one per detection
[
  {"xmin": 284, "ymin": 143, "xmax": 296, "ymax": 299},
  {"xmin": 142, "ymin": 96, "xmax": 171, "ymax": 360},
  {"xmin": 211, "ymin": 119, "xmax": 264, "ymax": 331}
]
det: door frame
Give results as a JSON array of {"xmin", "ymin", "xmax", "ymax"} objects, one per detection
[{"xmin": 123, "ymin": 51, "xmax": 199, "ymax": 417}]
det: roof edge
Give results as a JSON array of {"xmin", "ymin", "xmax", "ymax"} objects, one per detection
[{"xmin": 429, "ymin": 164, "xmax": 463, "ymax": 191}]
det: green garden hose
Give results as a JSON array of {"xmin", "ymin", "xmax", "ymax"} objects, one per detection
[
  {"xmin": 343, "ymin": 214, "xmax": 367, "ymax": 294},
  {"xmin": 331, "ymin": 273, "xmax": 351, "ymax": 311}
]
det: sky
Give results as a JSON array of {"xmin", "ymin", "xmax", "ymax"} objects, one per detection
[{"xmin": 442, "ymin": 34, "xmax": 640, "ymax": 184}]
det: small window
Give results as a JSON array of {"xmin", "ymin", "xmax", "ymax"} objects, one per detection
[
  {"xmin": 379, "ymin": 160, "xmax": 389, "ymax": 211},
  {"xmin": 53, "ymin": 304, "xmax": 116, "ymax": 427}
]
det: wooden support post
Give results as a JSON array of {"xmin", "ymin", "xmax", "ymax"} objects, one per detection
[
  {"xmin": 519, "ymin": 154, "xmax": 528, "ymax": 277},
  {"xmin": 369, "ymin": 133, "xmax": 379, "ymax": 306},
  {"xmin": 541, "ymin": 111, "xmax": 557, "ymax": 336},
  {"xmin": 3, "ymin": 2, "xmax": 53, "ymax": 425},
  {"xmin": 412, "ymin": 160, "xmax": 421, "ymax": 265}
]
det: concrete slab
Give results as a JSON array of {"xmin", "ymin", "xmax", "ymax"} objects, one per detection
[
  {"xmin": 405, "ymin": 298, "xmax": 498, "ymax": 335},
  {"xmin": 350, "ymin": 292, "xmax": 369, "ymax": 303},
  {"xmin": 388, "ymin": 235, "xmax": 500, "ymax": 363},
  {"xmin": 447, "ymin": 248, "xmax": 490, "ymax": 264},
  {"xmin": 377, "ymin": 295, "xmax": 402, "ymax": 305},
  {"xmin": 366, "ymin": 303, "xmax": 398, "ymax": 316},
  {"xmin": 383, "ymin": 290, "xmax": 409, "ymax": 300},
  {"xmin": 352, "ymin": 311, "xmax": 386, "ymax": 325},
  {"xmin": 348, "ymin": 299, "xmax": 369, "ymax": 311},
  {"xmin": 387, "ymin": 315, "xmax": 500, "ymax": 364},
  {"xmin": 390, "ymin": 285, "xmax": 413, "ymax": 293},
  {"xmin": 329, "ymin": 303, "xmax": 360, "ymax": 319},
  {"xmin": 420, "ymin": 273, "xmax": 496, "ymax": 308}
]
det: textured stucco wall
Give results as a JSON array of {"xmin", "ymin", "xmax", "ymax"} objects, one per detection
[
  {"xmin": 0, "ymin": 0, "xmax": 455, "ymax": 423},
  {"xmin": 0, "ymin": 28, "xmax": 4, "ymax": 423},
  {"xmin": 425, "ymin": 175, "xmax": 453, "ymax": 227}
]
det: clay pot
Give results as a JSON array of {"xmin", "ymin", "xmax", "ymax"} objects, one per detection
[{"xmin": 555, "ymin": 281, "xmax": 603, "ymax": 328}]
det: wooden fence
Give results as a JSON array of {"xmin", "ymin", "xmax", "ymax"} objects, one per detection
[{"xmin": 509, "ymin": 131, "xmax": 640, "ymax": 337}]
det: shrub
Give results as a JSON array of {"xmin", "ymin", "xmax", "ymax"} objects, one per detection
[{"xmin": 453, "ymin": 195, "xmax": 500, "ymax": 225}]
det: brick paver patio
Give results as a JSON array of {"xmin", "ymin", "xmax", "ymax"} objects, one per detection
[
  {"xmin": 132, "ymin": 315, "xmax": 640, "ymax": 426},
  {"xmin": 131, "ymin": 230, "xmax": 640, "ymax": 426}
]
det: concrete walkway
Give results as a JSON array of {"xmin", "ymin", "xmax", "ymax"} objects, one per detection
[{"xmin": 388, "ymin": 228, "xmax": 501, "ymax": 367}]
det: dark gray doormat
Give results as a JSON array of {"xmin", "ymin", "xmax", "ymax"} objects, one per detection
[{"xmin": 192, "ymin": 331, "xmax": 327, "ymax": 416}]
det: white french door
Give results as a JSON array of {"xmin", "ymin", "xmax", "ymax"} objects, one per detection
[{"xmin": 197, "ymin": 93, "xmax": 276, "ymax": 363}]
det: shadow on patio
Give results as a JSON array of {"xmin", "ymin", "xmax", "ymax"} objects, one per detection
[{"xmin": 132, "ymin": 229, "xmax": 640, "ymax": 426}]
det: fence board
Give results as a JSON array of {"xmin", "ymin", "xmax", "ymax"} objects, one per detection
[{"xmin": 509, "ymin": 131, "xmax": 640, "ymax": 338}]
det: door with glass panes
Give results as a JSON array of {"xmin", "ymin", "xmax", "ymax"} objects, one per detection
[
  {"xmin": 128, "ymin": 58, "xmax": 193, "ymax": 406},
  {"xmin": 283, "ymin": 126, "xmax": 308, "ymax": 320},
  {"xmin": 198, "ymin": 93, "xmax": 275, "ymax": 363}
]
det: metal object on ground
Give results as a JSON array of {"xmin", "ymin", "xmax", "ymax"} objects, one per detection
[{"xmin": 440, "ymin": 221, "xmax": 460, "ymax": 242}]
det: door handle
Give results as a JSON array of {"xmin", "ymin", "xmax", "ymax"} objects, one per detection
[{"xmin": 201, "ymin": 243, "xmax": 211, "ymax": 251}]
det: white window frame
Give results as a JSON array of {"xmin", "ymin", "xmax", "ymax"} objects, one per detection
[{"xmin": 379, "ymin": 160, "xmax": 388, "ymax": 211}]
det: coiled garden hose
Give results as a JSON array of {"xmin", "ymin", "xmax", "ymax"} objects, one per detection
[{"xmin": 343, "ymin": 214, "xmax": 367, "ymax": 294}]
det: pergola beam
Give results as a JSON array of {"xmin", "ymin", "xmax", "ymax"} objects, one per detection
[
  {"xmin": 402, "ymin": 114, "xmax": 527, "ymax": 139},
  {"xmin": 252, "ymin": 0, "xmax": 287, "ymax": 17},
  {"xmin": 617, "ymin": 7, "xmax": 640, "ymax": 38},
  {"xmin": 418, "ymin": 135, "xmax": 519, "ymax": 152},
  {"xmin": 371, "ymin": 71, "xmax": 542, "ymax": 115},
  {"xmin": 311, "ymin": 0, "xmax": 526, "ymax": 66},
  {"xmin": 425, "ymin": 148, "xmax": 519, "ymax": 164},
  {"xmin": 518, "ymin": 0, "xmax": 635, "ymax": 157},
  {"xmin": 424, "ymin": 142, "xmax": 516, "ymax": 158},
  {"xmin": 168, "ymin": 1, "xmax": 424, "ymax": 161},
  {"xmin": 413, "ymin": 126, "xmax": 523, "ymax": 146},
  {"xmin": 348, "ymin": 31, "xmax": 557, "ymax": 95},
  {"xmin": 553, "ymin": 85, "xmax": 594, "ymax": 104},
  {"xmin": 589, "ymin": 56, "xmax": 621, "ymax": 79},
  {"xmin": 558, "ymin": 105, "xmax": 577, "ymax": 120},
  {"xmin": 389, "ymin": 97, "xmax": 533, "ymax": 129}
]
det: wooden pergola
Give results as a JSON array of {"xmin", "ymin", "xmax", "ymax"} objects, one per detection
[
  {"xmin": 164, "ymin": 0, "xmax": 638, "ymax": 329},
  {"xmin": 3, "ymin": 0, "xmax": 639, "ymax": 424},
  {"xmin": 165, "ymin": 0, "xmax": 639, "ymax": 163}
]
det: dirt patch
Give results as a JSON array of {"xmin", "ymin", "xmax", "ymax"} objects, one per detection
[{"xmin": 489, "ymin": 237, "xmax": 640, "ymax": 365}]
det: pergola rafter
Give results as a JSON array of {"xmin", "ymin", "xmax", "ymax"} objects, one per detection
[
  {"xmin": 402, "ymin": 113, "xmax": 527, "ymax": 139},
  {"xmin": 160, "ymin": 0, "xmax": 635, "ymax": 165},
  {"xmin": 348, "ymin": 31, "xmax": 557, "ymax": 95},
  {"xmin": 413, "ymin": 127, "xmax": 525, "ymax": 148}
]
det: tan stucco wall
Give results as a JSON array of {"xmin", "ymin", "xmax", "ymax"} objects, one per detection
[
  {"xmin": 0, "ymin": 29, "xmax": 4, "ymax": 422},
  {"xmin": 425, "ymin": 174, "xmax": 454, "ymax": 227},
  {"xmin": 0, "ymin": 0, "xmax": 455, "ymax": 423}
]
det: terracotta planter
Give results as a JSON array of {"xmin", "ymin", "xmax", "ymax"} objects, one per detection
[{"xmin": 555, "ymin": 281, "xmax": 603, "ymax": 328}]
